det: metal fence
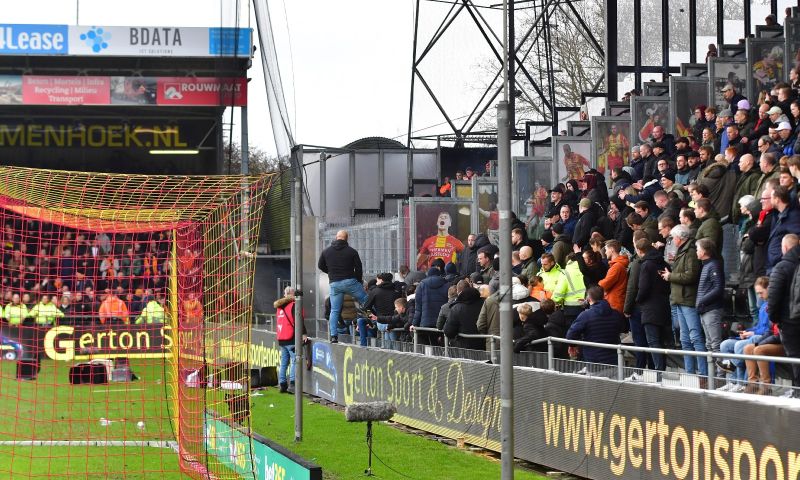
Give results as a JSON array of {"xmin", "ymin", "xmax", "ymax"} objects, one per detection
[
  {"xmin": 289, "ymin": 318, "xmax": 800, "ymax": 399},
  {"xmin": 319, "ymin": 214, "xmax": 408, "ymax": 277}
]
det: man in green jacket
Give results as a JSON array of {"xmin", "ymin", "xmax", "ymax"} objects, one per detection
[
  {"xmin": 661, "ymin": 225, "xmax": 707, "ymax": 378},
  {"xmin": 694, "ymin": 199, "xmax": 723, "ymax": 256},
  {"xmin": 30, "ymin": 295, "xmax": 65, "ymax": 325},
  {"xmin": 731, "ymin": 154, "xmax": 761, "ymax": 223},
  {"xmin": 4, "ymin": 294, "xmax": 28, "ymax": 326},
  {"xmin": 136, "ymin": 295, "xmax": 166, "ymax": 324}
]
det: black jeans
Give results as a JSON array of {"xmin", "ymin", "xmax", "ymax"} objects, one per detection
[
  {"xmin": 780, "ymin": 324, "xmax": 800, "ymax": 388},
  {"xmin": 643, "ymin": 322, "xmax": 673, "ymax": 371}
]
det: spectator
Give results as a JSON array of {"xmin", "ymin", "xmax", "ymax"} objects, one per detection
[
  {"xmin": 98, "ymin": 289, "xmax": 130, "ymax": 324},
  {"xmin": 518, "ymin": 246, "xmax": 537, "ymax": 281},
  {"xmin": 318, "ymin": 230, "xmax": 368, "ymax": 343},
  {"xmin": 755, "ymin": 152, "xmax": 780, "ymax": 199},
  {"xmin": 472, "ymin": 250, "xmax": 495, "ymax": 285},
  {"xmin": 550, "ymin": 222, "xmax": 572, "ymax": 269},
  {"xmin": 718, "ymin": 276, "xmax": 772, "ymax": 392},
  {"xmin": 513, "ymin": 303, "xmax": 548, "ymax": 353},
  {"xmin": 694, "ymin": 199, "xmax": 723, "ymax": 256},
  {"xmin": 770, "ymin": 234, "xmax": 800, "ymax": 391},
  {"xmin": 695, "ymin": 238, "xmax": 725, "ymax": 365},
  {"xmin": 558, "ymin": 204, "xmax": 577, "ymax": 238},
  {"xmin": 767, "ymin": 186, "xmax": 800, "ymax": 273},
  {"xmin": 623, "ymin": 236, "xmax": 651, "ymax": 373},
  {"xmin": 413, "ymin": 266, "xmax": 449, "ymax": 345},
  {"xmin": 274, "ymin": 287, "xmax": 306, "ymax": 393},
  {"xmin": 536, "ymin": 253, "xmax": 564, "ymax": 305},
  {"xmin": 444, "ymin": 281, "xmax": 485, "ymax": 350},
  {"xmin": 371, "ymin": 297, "xmax": 409, "ymax": 348},
  {"xmin": 436, "ymin": 285, "xmax": 458, "ymax": 331},
  {"xmin": 635, "ymin": 238, "xmax": 672, "ymax": 371},
  {"xmin": 3, "ymin": 293, "xmax": 28, "ymax": 325},
  {"xmin": 135, "ymin": 294, "xmax": 165, "ymax": 325},
  {"xmin": 476, "ymin": 287, "xmax": 500, "ymax": 353},
  {"xmin": 30, "ymin": 294, "xmax": 64, "ymax": 326},
  {"xmin": 578, "ymin": 249, "xmax": 607, "ymax": 289},
  {"xmin": 662, "ymin": 225, "xmax": 707, "ymax": 380},
  {"xmin": 566, "ymin": 286, "xmax": 623, "ymax": 366},
  {"xmin": 722, "ymin": 83, "xmax": 746, "ymax": 116},
  {"xmin": 358, "ymin": 273, "xmax": 400, "ymax": 346},
  {"xmin": 731, "ymin": 154, "xmax": 761, "ymax": 223},
  {"xmin": 572, "ymin": 198, "xmax": 597, "ymax": 250},
  {"xmin": 598, "ymin": 240, "xmax": 629, "ymax": 315}
]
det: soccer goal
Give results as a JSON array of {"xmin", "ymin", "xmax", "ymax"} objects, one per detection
[{"xmin": 0, "ymin": 166, "xmax": 271, "ymax": 479}]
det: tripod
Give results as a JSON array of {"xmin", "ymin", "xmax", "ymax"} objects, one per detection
[{"xmin": 364, "ymin": 420, "xmax": 375, "ymax": 476}]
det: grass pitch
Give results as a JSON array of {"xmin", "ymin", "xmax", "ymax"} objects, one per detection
[{"xmin": 0, "ymin": 359, "xmax": 545, "ymax": 479}]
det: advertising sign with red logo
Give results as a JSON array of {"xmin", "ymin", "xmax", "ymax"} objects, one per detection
[
  {"xmin": 156, "ymin": 77, "xmax": 247, "ymax": 106},
  {"xmin": 22, "ymin": 76, "xmax": 110, "ymax": 105}
]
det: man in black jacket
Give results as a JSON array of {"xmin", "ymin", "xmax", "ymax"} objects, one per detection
[
  {"xmin": 318, "ymin": 230, "xmax": 368, "ymax": 343},
  {"xmin": 444, "ymin": 282, "xmax": 485, "ymax": 350},
  {"xmin": 566, "ymin": 286, "xmax": 623, "ymax": 366},
  {"xmin": 457, "ymin": 234, "xmax": 478, "ymax": 277},
  {"xmin": 635, "ymin": 239, "xmax": 673, "ymax": 371},
  {"xmin": 769, "ymin": 234, "xmax": 800, "ymax": 390}
]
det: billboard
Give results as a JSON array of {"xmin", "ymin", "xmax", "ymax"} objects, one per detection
[
  {"xmin": 247, "ymin": 329, "xmax": 800, "ymax": 480},
  {"xmin": 0, "ymin": 75, "xmax": 246, "ymax": 107},
  {"xmin": 0, "ymin": 25, "xmax": 251, "ymax": 57}
]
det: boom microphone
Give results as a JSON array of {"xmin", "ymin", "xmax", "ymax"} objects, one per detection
[{"xmin": 345, "ymin": 401, "xmax": 397, "ymax": 423}]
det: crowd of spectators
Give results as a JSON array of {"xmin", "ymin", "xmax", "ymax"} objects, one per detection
[
  {"xmin": 0, "ymin": 214, "xmax": 172, "ymax": 325},
  {"xmin": 325, "ymin": 74, "xmax": 800, "ymax": 397}
]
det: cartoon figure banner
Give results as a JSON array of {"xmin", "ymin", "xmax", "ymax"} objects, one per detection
[
  {"xmin": 631, "ymin": 96, "xmax": 670, "ymax": 145},
  {"xmin": 590, "ymin": 116, "xmax": 631, "ymax": 178},
  {"xmin": 746, "ymin": 38, "xmax": 784, "ymax": 104},
  {"xmin": 552, "ymin": 136, "xmax": 592, "ymax": 183},
  {"xmin": 513, "ymin": 158, "xmax": 551, "ymax": 242}
]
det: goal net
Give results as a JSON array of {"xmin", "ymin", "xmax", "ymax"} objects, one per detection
[{"xmin": 0, "ymin": 166, "xmax": 272, "ymax": 479}]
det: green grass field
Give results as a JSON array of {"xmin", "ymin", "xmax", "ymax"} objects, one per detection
[{"xmin": 0, "ymin": 359, "xmax": 545, "ymax": 479}]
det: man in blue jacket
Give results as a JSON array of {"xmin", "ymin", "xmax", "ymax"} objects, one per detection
[
  {"xmin": 413, "ymin": 266, "xmax": 449, "ymax": 345},
  {"xmin": 566, "ymin": 286, "xmax": 623, "ymax": 366},
  {"xmin": 695, "ymin": 238, "xmax": 725, "ymax": 364},
  {"xmin": 767, "ymin": 186, "xmax": 800, "ymax": 273}
]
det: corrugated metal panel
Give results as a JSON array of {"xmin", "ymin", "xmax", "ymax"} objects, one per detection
[{"xmin": 262, "ymin": 171, "xmax": 291, "ymax": 252}]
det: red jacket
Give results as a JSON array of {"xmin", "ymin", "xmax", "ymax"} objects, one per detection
[{"xmin": 275, "ymin": 296, "xmax": 304, "ymax": 343}]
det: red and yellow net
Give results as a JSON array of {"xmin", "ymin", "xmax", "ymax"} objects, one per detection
[{"xmin": 0, "ymin": 166, "xmax": 272, "ymax": 479}]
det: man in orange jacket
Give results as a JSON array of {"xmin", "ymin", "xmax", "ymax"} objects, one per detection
[
  {"xmin": 98, "ymin": 289, "xmax": 130, "ymax": 324},
  {"xmin": 598, "ymin": 240, "xmax": 629, "ymax": 314}
]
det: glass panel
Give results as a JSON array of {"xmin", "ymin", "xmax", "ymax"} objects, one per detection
[
  {"xmin": 412, "ymin": 153, "xmax": 437, "ymax": 179},
  {"xmin": 669, "ymin": 0, "xmax": 691, "ymax": 65},
  {"xmin": 724, "ymin": 0, "xmax": 745, "ymax": 44},
  {"xmin": 697, "ymin": 0, "xmax": 718, "ymax": 61},
  {"xmin": 642, "ymin": 0, "xmax": 664, "ymax": 66},
  {"xmin": 384, "ymin": 153, "xmax": 409, "ymax": 195},
  {"xmin": 325, "ymin": 153, "xmax": 351, "ymax": 218},
  {"xmin": 617, "ymin": 0, "xmax": 635, "ymax": 65},
  {"xmin": 354, "ymin": 153, "xmax": 379, "ymax": 209},
  {"xmin": 617, "ymin": 72, "xmax": 636, "ymax": 101}
]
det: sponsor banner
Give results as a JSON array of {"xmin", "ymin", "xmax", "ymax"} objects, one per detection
[
  {"xmin": 157, "ymin": 77, "xmax": 246, "ymax": 106},
  {"xmin": 249, "ymin": 329, "xmax": 800, "ymax": 480},
  {"xmin": 0, "ymin": 76, "xmax": 246, "ymax": 106},
  {"xmin": 0, "ymin": 24, "xmax": 68, "ymax": 55},
  {"xmin": 0, "ymin": 323, "xmax": 171, "ymax": 361},
  {"xmin": 204, "ymin": 413, "xmax": 322, "ymax": 480},
  {"xmin": 0, "ymin": 122, "xmax": 191, "ymax": 149},
  {"xmin": 22, "ymin": 76, "xmax": 110, "ymax": 106},
  {"xmin": 67, "ymin": 26, "xmax": 251, "ymax": 57}
]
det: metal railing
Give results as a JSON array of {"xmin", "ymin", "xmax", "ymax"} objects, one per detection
[{"xmin": 276, "ymin": 318, "xmax": 800, "ymax": 397}]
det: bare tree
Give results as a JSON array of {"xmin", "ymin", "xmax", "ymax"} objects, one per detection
[{"xmin": 223, "ymin": 141, "xmax": 288, "ymax": 174}]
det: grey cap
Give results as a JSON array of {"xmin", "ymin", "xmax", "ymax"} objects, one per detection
[
  {"xmin": 631, "ymin": 145, "xmax": 640, "ymax": 152},
  {"xmin": 718, "ymin": 109, "xmax": 733, "ymax": 117}
]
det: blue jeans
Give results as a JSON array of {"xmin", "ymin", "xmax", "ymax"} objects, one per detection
[
  {"xmin": 278, "ymin": 345, "xmax": 296, "ymax": 384},
  {"xmin": 720, "ymin": 335, "xmax": 761, "ymax": 383},
  {"xmin": 329, "ymin": 278, "xmax": 368, "ymax": 337},
  {"xmin": 376, "ymin": 322, "xmax": 398, "ymax": 349},
  {"xmin": 356, "ymin": 317, "xmax": 377, "ymax": 346},
  {"xmin": 676, "ymin": 305, "xmax": 707, "ymax": 376},
  {"xmin": 629, "ymin": 310, "xmax": 653, "ymax": 369}
]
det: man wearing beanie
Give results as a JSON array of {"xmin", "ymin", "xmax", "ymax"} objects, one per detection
[{"xmin": 572, "ymin": 198, "xmax": 597, "ymax": 250}]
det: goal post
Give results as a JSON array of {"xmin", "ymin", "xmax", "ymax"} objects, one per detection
[{"xmin": 0, "ymin": 166, "xmax": 272, "ymax": 479}]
